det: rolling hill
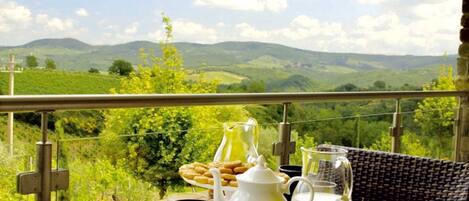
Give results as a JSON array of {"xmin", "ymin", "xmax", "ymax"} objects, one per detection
[
  {"xmin": 0, "ymin": 38, "xmax": 456, "ymax": 90},
  {"xmin": 0, "ymin": 38, "xmax": 455, "ymax": 71}
]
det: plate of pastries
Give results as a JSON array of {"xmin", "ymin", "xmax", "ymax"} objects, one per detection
[{"xmin": 179, "ymin": 161, "xmax": 290, "ymax": 191}]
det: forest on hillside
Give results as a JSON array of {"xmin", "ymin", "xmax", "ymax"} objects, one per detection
[{"xmin": 0, "ymin": 16, "xmax": 458, "ymax": 200}]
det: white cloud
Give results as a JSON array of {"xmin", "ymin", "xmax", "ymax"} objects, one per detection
[
  {"xmin": 147, "ymin": 30, "xmax": 164, "ymax": 41},
  {"xmin": 36, "ymin": 14, "xmax": 74, "ymax": 31},
  {"xmin": 75, "ymin": 8, "xmax": 89, "ymax": 17},
  {"xmin": 281, "ymin": 15, "xmax": 344, "ymax": 39},
  {"xmin": 229, "ymin": 0, "xmax": 459, "ymax": 55},
  {"xmin": 356, "ymin": 13, "xmax": 399, "ymax": 31},
  {"xmin": 216, "ymin": 22, "xmax": 225, "ymax": 27},
  {"xmin": 172, "ymin": 20, "xmax": 218, "ymax": 43},
  {"xmin": 0, "ymin": 1, "xmax": 32, "ymax": 32},
  {"xmin": 193, "ymin": 0, "xmax": 287, "ymax": 12},
  {"xmin": 146, "ymin": 19, "xmax": 219, "ymax": 43},
  {"xmin": 124, "ymin": 22, "xmax": 139, "ymax": 34},
  {"xmin": 98, "ymin": 20, "xmax": 118, "ymax": 30},
  {"xmin": 345, "ymin": 1, "xmax": 459, "ymax": 55},
  {"xmin": 236, "ymin": 23, "xmax": 271, "ymax": 39},
  {"xmin": 235, "ymin": 15, "xmax": 345, "ymax": 51},
  {"xmin": 0, "ymin": 1, "xmax": 89, "ymax": 45},
  {"xmin": 351, "ymin": 0, "xmax": 460, "ymax": 54},
  {"xmin": 356, "ymin": 0, "xmax": 388, "ymax": 4},
  {"xmin": 230, "ymin": 1, "xmax": 459, "ymax": 56}
]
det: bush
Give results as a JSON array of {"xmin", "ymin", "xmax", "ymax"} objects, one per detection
[
  {"xmin": 0, "ymin": 142, "xmax": 28, "ymax": 200},
  {"xmin": 108, "ymin": 60, "xmax": 133, "ymax": 76},
  {"xmin": 88, "ymin": 68, "xmax": 100, "ymax": 73},
  {"xmin": 66, "ymin": 159, "xmax": 158, "ymax": 200}
]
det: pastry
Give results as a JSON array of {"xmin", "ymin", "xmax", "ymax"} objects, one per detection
[{"xmin": 223, "ymin": 161, "xmax": 242, "ymax": 169}]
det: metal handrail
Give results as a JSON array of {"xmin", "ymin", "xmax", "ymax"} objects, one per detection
[
  {"xmin": 10, "ymin": 90, "xmax": 467, "ymax": 200},
  {"xmin": 0, "ymin": 90, "xmax": 466, "ymax": 112}
]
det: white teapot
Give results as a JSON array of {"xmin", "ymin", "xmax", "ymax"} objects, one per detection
[{"xmin": 210, "ymin": 156, "xmax": 314, "ymax": 201}]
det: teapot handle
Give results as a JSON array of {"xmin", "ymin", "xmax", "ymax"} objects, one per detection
[
  {"xmin": 338, "ymin": 156, "xmax": 353, "ymax": 199},
  {"xmin": 285, "ymin": 176, "xmax": 315, "ymax": 201}
]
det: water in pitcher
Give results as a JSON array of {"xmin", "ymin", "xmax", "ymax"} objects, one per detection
[{"xmin": 292, "ymin": 192, "xmax": 342, "ymax": 201}]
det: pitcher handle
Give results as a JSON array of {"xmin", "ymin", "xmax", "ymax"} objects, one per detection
[
  {"xmin": 284, "ymin": 176, "xmax": 315, "ymax": 201},
  {"xmin": 338, "ymin": 156, "xmax": 353, "ymax": 199}
]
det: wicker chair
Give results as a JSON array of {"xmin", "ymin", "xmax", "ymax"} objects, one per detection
[{"xmin": 320, "ymin": 145, "xmax": 469, "ymax": 201}]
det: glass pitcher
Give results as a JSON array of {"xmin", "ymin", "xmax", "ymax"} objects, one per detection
[
  {"xmin": 292, "ymin": 145, "xmax": 353, "ymax": 201},
  {"xmin": 213, "ymin": 118, "xmax": 259, "ymax": 163}
]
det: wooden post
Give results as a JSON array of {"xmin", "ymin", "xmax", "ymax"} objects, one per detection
[
  {"xmin": 7, "ymin": 53, "xmax": 14, "ymax": 156},
  {"xmin": 455, "ymin": 0, "xmax": 469, "ymax": 162}
]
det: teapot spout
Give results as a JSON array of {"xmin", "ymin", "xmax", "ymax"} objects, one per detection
[{"xmin": 209, "ymin": 168, "xmax": 226, "ymax": 201}]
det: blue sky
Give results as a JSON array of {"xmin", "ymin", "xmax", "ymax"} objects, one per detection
[{"xmin": 0, "ymin": 0, "xmax": 461, "ymax": 55}]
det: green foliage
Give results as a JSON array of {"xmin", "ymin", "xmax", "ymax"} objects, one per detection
[
  {"xmin": 334, "ymin": 83, "xmax": 359, "ymax": 92},
  {"xmin": 45, "ymin": 58, "xmax": 57, "ymax": 69},
  {"xmin": 369, "ymin": 131, "xmax": 430, "ymax": 157},
  {"xmin": 0, "ymin": 142, "xmax": 25, "ymax": 200},
  {"xmin": 14, "ymin": 63, "xmax": 22, "ymax": 70},
  {"xmin": 257, "ymin": 127, "xmax": 279, "ymax": 169},
  {"xmin": 267, "ymin": 74, "xmax": 316, "ymax": 92},
  {"xmin": 290, "ymin": 133, "xmax": 317, "ymax": 165},
  {"xmin": 414, "ymin": 66, "xmax": 456, "ymax": 159},
  {"xmin": 54, "ymin": 111, "xmax": 104, "ymax": 137},
  {"xmin": 415, "ymin": 67, "xmax": 456, "ymax": 132},
  {"xmin": 218, "ymin": 80, "xmax": 266, "ymax": 93},
  {"xmin": 0, "ymin": 69, "xmax": 119, "ymax": 94},
  {"xmin": 67, "ymin": 159, "xmax": 158, "ymax": 200},
  {"xmin": 0, "ymin": 37, "xmax": 451, "ymax": 91},
  {"xmin": 372, "ymin": 80, "xmax": 386, "ymax": 90},
  {"xmin": 88, "ymin": 67, "xmax": 100, "ymax": 73},
  {"xmin": 187, "ymin": 71, "xmax": 246, "ymax": 84},
  {"xmin": 108, "ymin": 59, "xmax": 133, "ymax": 76},
  {"xmin": 102, "ymin": 14, "xmax": 247, "ymax": 198},
  {"xmin": 25, "ymin": 55, "xmax": 38, "ymax": 68},
  {"xmin": 0, "ymin": 116, "xmax": 54, "ymax": 200}
]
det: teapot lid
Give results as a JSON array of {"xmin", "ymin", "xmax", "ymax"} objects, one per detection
[{"xmin": 237, "ymin": 155, "xmax": 282, "ymax": 183}]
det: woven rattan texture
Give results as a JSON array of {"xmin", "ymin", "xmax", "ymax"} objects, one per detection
[{"xmin": 323, "ymin": 145, "xmax": 469, "ymax": 201}]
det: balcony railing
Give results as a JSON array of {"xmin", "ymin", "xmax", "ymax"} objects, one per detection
[{"xmin": 2, "ymin": 90, "xmax": 467, "ymax": 201}]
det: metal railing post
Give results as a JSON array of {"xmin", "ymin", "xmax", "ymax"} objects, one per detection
[
  {"xmin": 273, "ymin": 103, "xmax": 295, "ymax": 166},
  {"xmin": 17, "ymin": 111, "xmax": 69, "ymax": 200},
  {"xmin": 355, "ymin": 114, "xmax": 361, "ymax": 148},
  {"xmin": 390, "ymin": 99, "xmax": 402, "ymax": 153},
  {"xmin": 37, "ymin": 111, "xmax": 52, "ymax": 201}
]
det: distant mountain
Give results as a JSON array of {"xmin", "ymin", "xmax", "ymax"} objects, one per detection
[
  {"xmin": 0, "ymin": 38, "xmax": 455, "ymax": 71},
  {"xmin": 0, "ymin": 38, "xmax": 455, "ymax": 90},
  {"xmin": 20, "ymin": 38, "xmax": 94, "ymax": 50}
]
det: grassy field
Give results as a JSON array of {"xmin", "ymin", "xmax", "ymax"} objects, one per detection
[
  {"xmin": 0, "ymin": 69, "xmax": 120, "ymax": 95},
  {"xmin": 187, "ymin": 71, "xmax": 247, "ymax": 84}
]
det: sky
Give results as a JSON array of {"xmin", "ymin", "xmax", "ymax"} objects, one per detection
[{"xmin": 0, "ymin": 0, "xmax": 462, "ymax": 55}]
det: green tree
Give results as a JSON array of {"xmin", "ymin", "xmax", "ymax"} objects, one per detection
[
  {"xmin": 68, "ymin": 159, "xmax": 158, "ymax": 200},
  {"xmin": 372, "ymin": 80, "xmax": 386, "ymax": 90},
  {"xmin": 369, "ymin": 131, "xmax": 429, "ymax": 157},
  {"xmin": 108, "ymin": 59, "xmax": 133, "ymax": 76},
  {"xmin": 14, "ymin": 64, "xmax": 22, "ymax": 71},
  {"xmin": 334, "ymin": 83, "xmax": 358, "ymax": 92},
  {"xmin": 25, "ymin": 55, "xmax": 38, "ymax": 68},
  {"xmin": 88, "ymin": 68, "xmax": 100, "ymax": 73},
  {"xmin": 414, "ymin": 67, "xmax": 456, "ymax": 159},
  {"xmin": 248, "ymin": 80, "xmax": 265, "ymax": 92},
  {"xmin": 45, "ymin": 58, "xmax": 56, "ymax": 70},
  {"xmin": 102, "ymin": 14, "xmax": 246, "ymax": 198}
]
